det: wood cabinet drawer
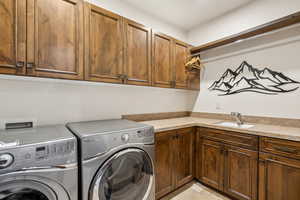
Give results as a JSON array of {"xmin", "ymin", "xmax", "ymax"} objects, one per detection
[
  {"xmin": 198, "ymin": 127, "xmax": 259, "ymax": 150},
  {"xmin": 260, "ymin": 137, "xmax": 300, "ymax": 160}
]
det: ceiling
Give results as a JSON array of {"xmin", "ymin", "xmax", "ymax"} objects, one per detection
[{"xmin": 122, "ymin": 0, "xmax": 255, "ymax": 31}]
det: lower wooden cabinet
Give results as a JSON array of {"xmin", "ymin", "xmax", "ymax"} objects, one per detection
[
  {"xmin": 155, "ymin": 128, "xmax": 195, "ymax": 199},
  {"xmin": 156, "ymin": 127, "xmax": 300, "ymax": 200},
  {"xmin": 259, "ymin": 152, "xmax": 300, "ymax": 200},
  {"xmin": 197, "ymin": 128, "xmax": 258, "ymax": 200},
  {"xmin": 155, "ymin": 130, "xmax": 175, "ymax": 198},
  {"xmin": 174, "ymin": 128, "xmax": 195, "ymax": 187},
  {"xmin": 200, "ymin": 139, "xmax": 224, "ymax": 190},
  {"xmin": 224, "ymin": 145, "xmax": 258, "ymax": 200}
]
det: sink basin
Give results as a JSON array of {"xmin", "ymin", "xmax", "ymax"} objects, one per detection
[{"xmin": 215, "ymin": 122, "xmax": 254, "ymax": 129}]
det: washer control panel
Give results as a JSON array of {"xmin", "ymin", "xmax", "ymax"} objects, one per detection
[
  {"xmin": 0, "ymin": 139, "xmax": 77, "ymax": 172},
  {"xmin": 35, "ymin": 141, "xmax": 75, "ymax": 160}
]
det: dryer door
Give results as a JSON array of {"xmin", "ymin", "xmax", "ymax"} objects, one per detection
[
  {"xmin": 89, "ymin": 148, "xmax": 154, "ymax": 200},
  {"xmin": 0, "ymin": 180, "xmax": 57, "ymax": 200}
]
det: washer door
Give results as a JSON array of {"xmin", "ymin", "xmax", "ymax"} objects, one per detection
[
  {"xmin": 89, "ymin": 148, "xmax": 154, "ymax": 200},
  {"xmin": 0, "ymin": 180, "xmax": 57, "ymax": 200}
]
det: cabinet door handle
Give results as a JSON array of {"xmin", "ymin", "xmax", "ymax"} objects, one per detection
[
  {"xmin": 170, "ymin": 81, "xmax": 176, "ymax": 88},
  {"xmin": 224, "ymin": 150, "xmax": 228, "ymax": 156},
  {"xmin": 273, "ymin": 146, "xmax": 298, "ymax": 154},
  {"xmin": 117, "ymin": 74, "xmax": 126, "ymax": 81},
  {"xmin": 27, "ymin": 63, "xmax": 35, "ymax": 69},
  {"xmin": 16, "ymin": 61, "xmax": 25, "ymax": 68}
]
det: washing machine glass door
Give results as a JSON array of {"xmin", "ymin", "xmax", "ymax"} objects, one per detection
[
  {"xmin": 89, "ymin": 148, "xmax": 154, "ymax": 200},
  {"xmin": 0, "ymin": 180, "xmax": 57, "ymax": 200}
]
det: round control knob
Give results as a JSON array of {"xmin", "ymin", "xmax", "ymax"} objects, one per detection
[
  {"xmin": 0, "ymin": 153, "xmax": 14, "ymax": 169},
  {"xmin": 121, "ymin": 134, "xmax": 129, "ymax": 143}
]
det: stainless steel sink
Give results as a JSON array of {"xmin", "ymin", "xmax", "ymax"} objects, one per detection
[{"xmin": 215, "ymin": 122, "xmax": 254, "ymax": 129}]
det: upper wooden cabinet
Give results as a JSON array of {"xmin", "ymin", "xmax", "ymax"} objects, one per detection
[
  {"xmin": 173, "ymin": 40, "xmax": 189, "ymax": 89},
  {"xmin": 152, "ymin": 32, "xmax": 174, "ymax": 88},
  {"xmin": 84, "ymin": 4, "xmax": 124, "ymax": 83},
  {"xmin": 27, "ymin": 0, "xmax": 84, "ymax": 79},
  {"xmin": 0, "ymin": 1, "xmax": 199, "ymax": 90},
  {"xmin": 124, "ymin": 19, "xmax": 152, "ymax": 86},
  {"xmin": 0, "ymin": 0, "xmax": 26, "ymax": 75},
  {"xmin": 152, "ymin": 32, "xmax": 197, "ymax": 90}
]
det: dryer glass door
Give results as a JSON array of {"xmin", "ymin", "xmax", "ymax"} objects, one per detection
[
  {"xmin": 0, "ymin": 180, "xmax": 57, "ymax": 200},
  {"xmin": 89, "ymin": 148, "xmax": 154, "ymax": 200}
]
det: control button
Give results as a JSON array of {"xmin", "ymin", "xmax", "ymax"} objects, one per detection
[
  {"xmin": 137, "ymin": 130, "xmax": 146, "ymax": 137},
  {"xmin": 68, "ymin": 141, "xmax": 74, "ymax": 152},
  {"xmin": 35, "ymin": 146, "xmax": 49, "ymax": 160},
  {"xmin": 67, "ymin": 141, "xmax": 75, "ymax": 153},
  {"xmin": 121, "ymin": 134, "xmax": 129, "ymax": 143},
  {"xmin": 51, "ymin": 144, "xmax": 57, "ymax": 154},
  {"xmin": 0, "ymin": 153, "xmax": 14, "ymax": 169},
  {"xmin": 57, "ymin": 145, "xmax": 64, "ymax": 154},
  {"xmin": 24, "ymin": 153, "xmax": 31, "ymax": 159}
]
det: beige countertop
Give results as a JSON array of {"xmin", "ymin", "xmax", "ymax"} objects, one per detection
[{"xmin": 142, "ymin": 117, "xmax": 300, "ymax": 142}]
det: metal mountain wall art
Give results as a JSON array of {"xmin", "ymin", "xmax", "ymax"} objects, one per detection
[{"xmin": 209, "ymin": 61, "xmax": 300, "ymax": 96}]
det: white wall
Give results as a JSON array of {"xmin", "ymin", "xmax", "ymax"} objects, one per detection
[
  {"xmin": 188, "ymin": 0, "xmax": 300, "ymax": 46},
  {"xmin": 191, "ymin": 25, "xmax": 300, "ymax": 119},
  {"xmin": 0, "ymin": 76, "xmax": 198, "ymax": 127},
  {"xmin": 88, "ymin": 0, "xmax": 188, "ymax": 42}
]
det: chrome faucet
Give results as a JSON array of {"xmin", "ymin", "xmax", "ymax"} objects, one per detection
[{"xmin": 231, "ymin": 112, "xmax": 244, "ymax": 126}]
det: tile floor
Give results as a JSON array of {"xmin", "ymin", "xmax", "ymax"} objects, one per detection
[{"xmin": 162, "ymin": 183, "xmax": 231, "ymax": 200}]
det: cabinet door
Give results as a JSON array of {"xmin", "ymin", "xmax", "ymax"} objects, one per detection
[
  {"xmin": 259, "ymin": 153, "xmax": 300, "ymax": 200},
  {"xmin": 174, "ymin": 128, "xmax": 194, "ymax": 187},
  {"xmin": 224, "ymin": 145, "xmax": 258, "ymax": 200},
  {"xmin": 27, "ymin": 0, "xmax": 84, "ymax": 79},
  {"xmin": 201, "ymin": 139, "xmax": 224, "ymax": 191},
  {"xmin": 0, "ymin": 0, "xmax": 26, "ymax": 75},
  {"xmin": 173, "ymin": 40, "xmax": 189, "ymax": 89},
  {"xmin": 152, "ymin": 32, "xmax": 173, "ymax": 88},
  {"xmin": 155, "ymin": 131, "xmax": 176, "ymax": 199},
  {"xmin": 124, "ymin": 19, "xmax": 152, "ymax": 86},
  {"xmin": 84, "ymin": 3, "xmax": 123, "ymax": 83},
  {"xmin": 195, "ymin": 128, "xmax": 203, "ymax": 180}
]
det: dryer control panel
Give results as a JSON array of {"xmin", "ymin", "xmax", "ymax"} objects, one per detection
[{"xmin": 81, "ymin": 126, "xmax": 154, "ymax": 160}]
